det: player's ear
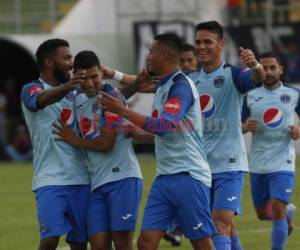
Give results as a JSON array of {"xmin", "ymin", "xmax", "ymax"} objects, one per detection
[{"xmin": 44, "ymin": 57, "xmax": 54, "ymax": 68}]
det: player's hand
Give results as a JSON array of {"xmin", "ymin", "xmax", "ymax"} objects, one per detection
[
  {"xmin": 239, "ymin": 47, "xmax": 259, "ymax": 69},
  {"xmin": 244, "ymin": 118, "xmax": 259, "ymax": 133},
  {"xmin": 52, "ymin": 120, "xmax": 78, "ymax": 146},
  {"xmin": 288, "ymin": 125, "xmax": 300, "ymax": 140},
  {"xmin": 101, "ymin": 64, "xmax": 115, "ymax": 79},
  {"xmin": 64, "ymin": 70, "xmax": 86, "ymax": 92},
  {"xmin": 97, "ymin": 91, "xmax": 125, "ymax": 114},
  {"xmin": 134, "ymin": 69, "xmax": 157, "ymax": 93}
]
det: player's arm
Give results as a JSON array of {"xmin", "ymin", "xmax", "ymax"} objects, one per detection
[
  {"xmin": 53, "ymin": 122, "xmax": 118, "ymax": 153},
  {"xmin": 289, "ymin": 91, "xmax": 300, "ymax": 140},
  {"xmin": 241, "ymin": 96, "xmax": 259, "ymax": 133},
  {"xmin": 239, "ymin": 47, "xmax": 265, "ymax": 84},
  {"xmin": 98, "ymin": 78, "xmax": 193, "ymax": 136},
  {"xmin": 102, "ymin": 64, "xmax": 156, "ymax": 99},
  {"xmin": 36, "ymin": 71, "xmax": 85, "ymax": 109},
  {"xmin": 124, "ymin": 122, "xmax": 154, "ymax": 142}
]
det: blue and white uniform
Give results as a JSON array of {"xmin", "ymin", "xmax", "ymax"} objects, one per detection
[
  {"xmin": 141, "ymin": 71, "xmax": 216, "ymax": 240},
  {"xmin": 21, "ymin": 79, "xmax": 90, "ymax": 242},
  {"xmin": 188, "ymin": 62, "xmax": 256, "ymax": 213},
  {"xmin": 242, "ymin": 84, "xmax": 299, "ymax": 206},
  {"xmin": 74, "ymin": 83, "xmax": 142, "ymax": 235}
]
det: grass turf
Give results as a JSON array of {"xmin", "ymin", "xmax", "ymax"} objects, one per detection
[{"xmin": 0, "ymin": 157, "xmax": 299, "ymax": 249}]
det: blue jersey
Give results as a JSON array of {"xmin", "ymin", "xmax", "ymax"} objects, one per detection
[
  {"xmin": 75, "ymin": 83, "xmax": 142, "ymax": 191},
  {"xmin": 242, "ymin": 84, "xmax": 300, "ymax": 173},
  {"xmin": 21, "ymin": 80, "xmax": 90, "ymax": 191},
  {"xmin": 149, "ymin": 71, "xmax": 211, "ymax": 187},
  {"xmin": 188, "ymin": 62, "xmax": 255, "ymax": 173}
]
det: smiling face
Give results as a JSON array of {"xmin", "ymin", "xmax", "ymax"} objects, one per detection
[
  {"xmin": 260, "ymin": 57, "xmax": 283, "ymax": 87},
  {"xmin": 78, "ymin": 66, "xmax": 103, "ymax": 97},
  {"xmin": 51, "ymin": 46, "xmax": 73, "ymax": 83},
  {"xmin": 195, "ymin": 30, "xmax": 224, "ymax": 69}
]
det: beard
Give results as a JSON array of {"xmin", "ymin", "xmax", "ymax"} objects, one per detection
[{"xmin": 53, "ymin": 67, "xmax": 70, "ymax": 83}]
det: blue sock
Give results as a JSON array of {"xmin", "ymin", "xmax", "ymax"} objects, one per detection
[
  {"xmin": 212, "ymin": 234, "xmax": 231, "ymax": 250},
  {"xmin": 231, "ymin": 234, "xmax": 243, "ymax": 250},
  {"xmin": 271, "ymin": 219, "xmax": 288, "ymax": 250},
  {"xmin": 286, "ymin": 207, "xmax": 293, "ymax": 221}
]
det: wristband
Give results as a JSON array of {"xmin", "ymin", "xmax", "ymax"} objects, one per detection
[
  {"xmin": 113, "ymin": 71, "xmax": 124, "ymax": 82},
  {"xmin": 250, "ymin": 62, "xmax": 263, "ymax": 70}
]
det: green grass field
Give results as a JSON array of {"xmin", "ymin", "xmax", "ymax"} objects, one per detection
[{"xmin": 0, "ymin": 157, "xmax": 299, "ymax": 250}]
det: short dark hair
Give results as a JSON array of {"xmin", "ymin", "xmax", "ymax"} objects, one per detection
[
  {"xmin": 259, "ymin": 51, "xmax": 283, "ymax": 65},
  {"xmin": 196, "ymin": 21, "xmax": 224, "ymax": 39},
  {"xmin": 182, "ymin": 43, "xmax": 195, "ymax": 53},
  {"xmin": 154, "ymin": 33, "xmax": 183, "ymax": 53},
  {"xmin": 73, "ymin": 50, "xmax": 101, "ymax": 71},
  {"xmin": 35, "ymin": 38, "xmax": 69, "ymax": 68}
]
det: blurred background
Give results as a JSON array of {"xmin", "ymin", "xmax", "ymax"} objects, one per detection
[{"xmin": 1, "ymin": 0, "xmax": 300, "ymax": 161}]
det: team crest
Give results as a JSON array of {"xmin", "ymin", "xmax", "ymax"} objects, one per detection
[
  {"xmin": 213, "ymin": 76, "xmax": 225, "ymax": 88},
  {"xmin": 280, "ymin": 94, "xmax": 291, "ymax": 104}
]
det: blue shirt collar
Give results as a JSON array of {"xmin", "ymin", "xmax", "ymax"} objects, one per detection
[{"xmin": 157, "ymin": 70, "xmax": 179, "ymax": 86}]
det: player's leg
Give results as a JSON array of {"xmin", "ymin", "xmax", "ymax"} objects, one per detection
[
  {"xmin": 107, "ymin": 178, "xmax": 143, "ymax": 250},
  {"xmin": 230, "ymin": 220, "xmax": 242, "ymax": 250},
  {"xmin": 138, "ymin": 176, "xmax": 174, "ymax": 249},
  {"xmin": 173, "ymin": 174, "xmax": 216, "ymax": 250},
  {"xmin": 86, "ymin": 185, "xmax": 112, "ymax": 250},
  {"xmin": 250, "ymin": 173, "xmax": 272, "ymax": 220},
  {"xmin": 35, "ymin": 186, "xmax": 74, "ymax": 250},
  {"xmin": 65, "ymin": 185, "xmax": 90, "ymax": 250},
  {"xmin": 269, "ymin": 172, "xmax": 295, "ymax": 250},
  {"xmin": 89, "ymin": 232, "xmax": 112, "ymax": 250},
  {"xmin": 211, "ymin": 171, "xmax": 245, "ymax": 250}
]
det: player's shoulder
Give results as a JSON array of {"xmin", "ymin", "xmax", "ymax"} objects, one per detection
[
  {"xmin": 184, "ymin": 67, "xmax": 201, "ymax": 78},
  {"xmin": 22, "ymin": 80, "xmax": 43, "ymax": 90},
  {"xmin": 173, "ymin": 71, "xmax": 189, "ymax": 83},
  {"xmin": 282, "ymin": 83, "xmax": 300, "ymax": 94}
]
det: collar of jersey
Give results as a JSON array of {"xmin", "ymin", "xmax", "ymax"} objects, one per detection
[
  {"xmin": 201, "ymin": 61, "xmax": 225, "ymax": 75},
  {"xmin": 263, "ymin": 81, "xmax": 283, "ymax": 91},
  {"xmin": 157, "ymin": 70, "xmax": 179, "ymax": 86}
]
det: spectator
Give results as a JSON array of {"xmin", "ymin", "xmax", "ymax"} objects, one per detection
[{"xmin": 5, "ymin": 124, "xmax": 32, "ymax": 161}]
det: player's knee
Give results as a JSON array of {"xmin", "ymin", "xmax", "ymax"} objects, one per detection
[
  {"xmin": 213, "ymin": 217, "xmax": 232, "ymax": 235},
  {"xmin": 39, "ymin": 237, "xmax": 59, "ymax": 250},
  {"xmin": 113, "ymin": 232, "xmax": 133, "ymax": 250},
  {"xmin": 137, "ymin": 234, "xmax": 153, "ymax": 250},
  {"xmin": 271, "ymin": 201, "xmax": 286, "ymax": 219}
]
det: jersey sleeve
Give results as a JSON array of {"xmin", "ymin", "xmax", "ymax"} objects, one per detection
[
  {"xmin": 295, "ymin": 89, "xmax": 300, "ymax": 116},
  {"xmin": 144, "ymin": 75, "xmax": 194, "ymax": 136},
  {"xmin": 241, "ymin": 96, "xmax": 250, "ymax": 122},
  {"xmin": 231, "ymin": 65, "xmax": 256, "ymax": 94},
  {"xmin": 100, "ymin": 84, "xmax": 125, "ymax": 129},
  {"xmin": 21, "ymin": 82, "xmax": 44, "ymax": 112}
]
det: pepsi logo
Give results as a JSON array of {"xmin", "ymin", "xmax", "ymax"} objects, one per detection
[
  {"xmin": 79, "ymin": 117, "xmax": 97, "ymax": 139},
  {"xmin": 262, "ymin": 107, "xmax": 283, "ymax": 128},
  {"xmin": 200, "ymin": 94, "xmax": 216, "ymax": 119},
  {"xmin": 164, "ymin": 97, "xmax": 181, "ymax": 114},
  {"xmin": 60, "ymin": 108, "xmax": 74, "ymax": 127},
  {"xmin": 28, "ymin": 86, "xmax": 42, "ymax": 96}
]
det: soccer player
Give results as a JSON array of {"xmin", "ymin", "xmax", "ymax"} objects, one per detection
[
  {"xmin": 99, "ymin": 33, "xmax": 216, "ymax": 250},
  {"xmin": 163, "ymin": 42, "xmax": 198, "ymax": 247},
  {"xmin": 21, "ymin": 39, "xmax": 90, "ymax": 250},
  {"xmin": 53, "ymin": 50, "xmax": 143, "ymax": 250},
  {"xmin": 242, "ymin": 52, "xmax": 298, "ymax": 250},
  {"xmin": 186, "ymin": 20, "xmax": 265, "ymax": 250},
  {"xmin": 179, "ymin": 43, "xmax": 198, "ymax": 71}
]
